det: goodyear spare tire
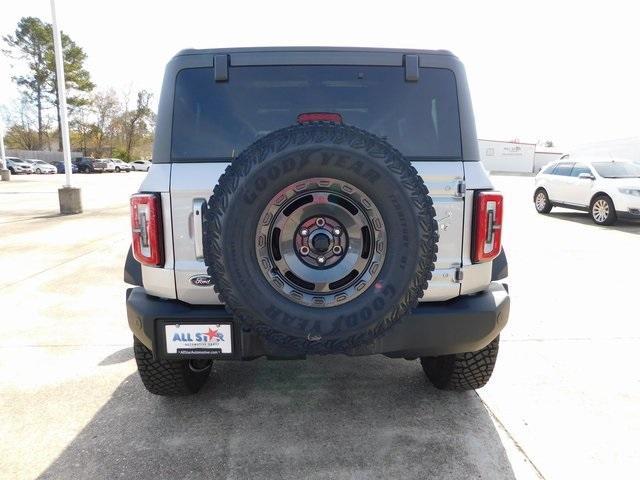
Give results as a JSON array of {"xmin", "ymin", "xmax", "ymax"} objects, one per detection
[{"xmin": 203, "ymin": 122, "xmax": 438, "ymax": 354}]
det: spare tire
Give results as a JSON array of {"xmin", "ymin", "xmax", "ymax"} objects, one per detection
[{"xmin": 203, "ymin": 122, "xmax": 438, "ymax": 354}]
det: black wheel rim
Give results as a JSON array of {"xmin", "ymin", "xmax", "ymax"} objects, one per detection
[{"xmin": 256, "ymin": 177, "xmax": 387, "ymax": 307}]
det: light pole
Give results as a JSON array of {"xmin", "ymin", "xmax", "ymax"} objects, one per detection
[
  {"xmin": 51, "ymin": 0, "xmax": 82, "ymax": 213},
  {"xmin": 0, "ymin": 120, "xmax": 10, "ymax": 181}
]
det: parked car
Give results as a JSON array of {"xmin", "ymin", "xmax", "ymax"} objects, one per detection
[
  {"xmin": 51, "ymin": 161, "xmax": 79, "ymax": 174},
  {"xmin": 74, "ymin": 157, "xmax": 108, "ymax": 173},
  {"xmin": 101, "ymin": 159, "xmax": 116, "ymax": 172},
  {"xmin": 125, "ymin": 47, "xmax": 509, "ymax": 396},
  {"xmin": 131, "ymin": 160, "xmax": 151, "ymax": 172},
  {"xmin": 111, "ymin": 158, "xmax": 132, "ymax": 172},
  {"xmin": 5, "ymin": 157, "xmax": 34, "ymax": 174},
  {"xmin": 534, "ymin": 156, "xmax": 640, "ymax": 225},
  {"xmin": 23, "ymin": 159, "xmax": 57, "ymax": 174}
]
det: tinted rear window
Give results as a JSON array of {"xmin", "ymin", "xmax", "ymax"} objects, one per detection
[{"xmin": 171, "ymin": 66, "xmax": 462, "ymax": 161}]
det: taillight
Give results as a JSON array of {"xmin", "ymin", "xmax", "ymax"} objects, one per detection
[
  {"xmin": 297, "ymin": 112, "xmax": 343, "ymax": 124},
  {"xmin": 472, "ymin": 191, "xmax": 503, "ymax": 263},
  {"xmin": 130, "ymin": 193, "xmax": 164, "ymax": 267}
]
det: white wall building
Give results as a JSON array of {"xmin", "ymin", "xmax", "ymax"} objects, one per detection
[{"xmin": 478, "ymin": 139, "xmax": 564, "ymax": 174}]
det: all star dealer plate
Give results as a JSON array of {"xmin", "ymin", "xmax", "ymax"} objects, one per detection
[{"xmin": 164, "ymin": 323, "xmax": 233, "ymax": 355}]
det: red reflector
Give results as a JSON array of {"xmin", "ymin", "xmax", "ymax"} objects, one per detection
[
  {"xmin": 130, "ymin": 193, "xmax": 164, "ymax": 267},
  {"xmin": 297, "ymin": 112, "xmax": 343, "ymax": 124},
  {"xmin": 472, "ymin": 191, "xmax": 503, "ymax": 263}
]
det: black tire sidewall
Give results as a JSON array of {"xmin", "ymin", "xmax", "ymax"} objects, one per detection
[
  {"xmin": 225, "ymin": 148, "xmax": 418, "ymax": 340},
  {"xmin": 133, "ymin": 337, "xmax": 211, "ymax": 395},
  {"xmin": 591, "ymin": 195, "xmax": 616, "ymax": 225},
  {"xmin": 534, "ymin": 188, "xmax": 551, "ymax": 213},
  {"xmin": 206, "ymin": 125, "xmax": 437, "ymax": 353}
]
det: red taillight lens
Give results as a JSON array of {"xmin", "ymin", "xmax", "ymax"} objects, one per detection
[
  {"xmin": 472, "ymin": 191, "xmax": 503, "ymax": 263},
  {"xmin": 130, "ymin": 193, "xmax": 164, "ymax": 267},
  {"xmin": 297, "ymin": 112, "xmax": 343, "ymax": 124}
]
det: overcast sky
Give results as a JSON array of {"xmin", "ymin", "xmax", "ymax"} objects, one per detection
[{"xmin": 1, "ymin": 0, "xmax": 638, "ymax": 150}]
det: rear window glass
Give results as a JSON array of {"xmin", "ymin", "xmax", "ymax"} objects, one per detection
[{"xmin": 171, "ymin": 66, "xmax": 462, "ymax": 161}]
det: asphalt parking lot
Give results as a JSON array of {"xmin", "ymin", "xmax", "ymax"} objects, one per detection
[{"xmin": 1, "ymin": 172, "xmax": 639, "ymax": 479}]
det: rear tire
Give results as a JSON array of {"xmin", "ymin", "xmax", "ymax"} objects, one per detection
[
  {"xmin": 590, "ymin": 195, "xmax": 617, "ymax": 226},
  {"xmin": 421, "ymin": 336, "xmax": 500, "ymax": 391},
  {"xmin": 133, "ymin": 336, "xmax": 212, "ymax": 396},
  {"xmin": 534, "ymin": 189, "xmax": 552, "ymax": 214},
  {"xmin": 115, "ymin": 166, "xmax": 121, "ymax": 173}
]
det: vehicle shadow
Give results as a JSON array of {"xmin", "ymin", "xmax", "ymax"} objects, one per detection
[
  {"xmin": 547, "ymin": 210, "xmax": 640, "ymax": 235},
  {"xmin": 98, "ymin": 347, "xmax": 134, "ymax": 366},
  {"xmin": 37, "ymin": 355, "xmax": 516, "ymax": 480}
]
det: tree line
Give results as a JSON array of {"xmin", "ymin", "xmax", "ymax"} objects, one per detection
[{"xmin": 2, "ymin": 17, "xmax": 154, "ymax": 160}]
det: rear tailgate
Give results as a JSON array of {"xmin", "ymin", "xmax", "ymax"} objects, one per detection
[{"xmin": 171, "ymin": 161, "xmax": 464, "ymax": 304}]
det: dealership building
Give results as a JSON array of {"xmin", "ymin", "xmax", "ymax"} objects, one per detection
[
  {"xmin": 479, "ymin": 137, "xmax": 640, "ymax": 174},
  {"xmin": 478, "ymin": 139, "xmax": 563, "ymax": 174}
]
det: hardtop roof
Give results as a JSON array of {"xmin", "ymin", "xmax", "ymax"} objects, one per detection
[{"xmin": 174, "ymin": 46, "xmax": 456, "ymax": 58}]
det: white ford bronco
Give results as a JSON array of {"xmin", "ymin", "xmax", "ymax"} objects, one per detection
[{"xmin": 124, "ymin": 47, "xmax": 509, "ymax": 396}]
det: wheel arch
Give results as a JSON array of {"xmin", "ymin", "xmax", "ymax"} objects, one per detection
[
  {"xmin": 590, "ymin": 191, "xmax": 615, "ymax": 208},
  {"xmin": 533, "ymin": 186, "xmax": 548, "ymax": 202}
]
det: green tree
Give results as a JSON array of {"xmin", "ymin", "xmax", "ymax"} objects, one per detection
[
  {"xmin": 2, "ymin": 16, "xmax": 94, "ymax": 152},
  {"xmin": 44, "ymin": 29, "xmax": 94, "ymax": 151},
  {"xmin": 2, "ymin": 17, "xmax": 51, "ymax": 149}
]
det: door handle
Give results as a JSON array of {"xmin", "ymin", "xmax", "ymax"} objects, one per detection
[{"xmin": 192, "ymin": 198, "xmax": 206, "ymax": 260}]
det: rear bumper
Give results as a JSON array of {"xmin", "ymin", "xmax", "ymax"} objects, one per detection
[{"xmin": 127, "ymin": 282, "xmax": 509, "ymax": 359}]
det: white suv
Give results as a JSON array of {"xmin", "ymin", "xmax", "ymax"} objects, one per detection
[
  {"xmin": 131, "ymin": 160, "xmax": 151, "ymax": 171},
  {"xmin": 534, "ymin": 156, "xmax": 640, "ymax": 225}
]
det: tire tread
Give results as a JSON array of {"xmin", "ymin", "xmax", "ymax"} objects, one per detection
[
  {"xmin": 133, "ymin": 337, "xmax": 210, "ymax": 396},
  {"xmin": 421, "ymin": 336, "xmax": 500, "ymax": 391},
  {"xmin": 203, "ymin": 122, "xmax": 438, "ymax": 353}
]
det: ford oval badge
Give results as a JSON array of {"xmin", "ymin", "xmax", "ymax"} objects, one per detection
[{"xmin": 190, "ymin": 275, "xmax": 213, "ymax": 287}]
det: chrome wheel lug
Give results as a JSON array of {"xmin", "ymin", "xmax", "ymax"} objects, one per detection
[
  {"xmin": 333, "ymin": 228, "xmax": 341, "ymax": 236},
  {"xmin": 300, "ymin": 246, "xmax": 310, "ymax": 256},
  {"xmin": 301, "ymin": 228, "xmax": 309, "ymax": 237},
  {"xmin": 315, "ymin": 218, "xmax": 325, "ymax": 227},
  {"xmin": 332, "ymin": 246, "xmax": 342, "ymax": 255},
  {"xmin": 317, "ymin": 256, "xmax": 325, "ymax": 264}
]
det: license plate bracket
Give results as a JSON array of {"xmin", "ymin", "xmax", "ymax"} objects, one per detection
[{"xmin": 162, "ymin": 321, "xmax": 233, "ymax": 358}]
